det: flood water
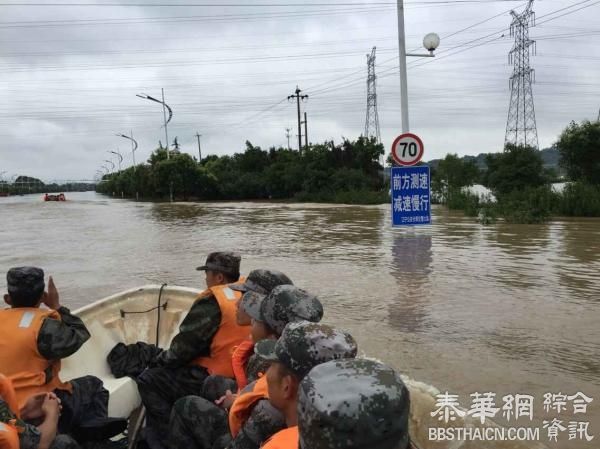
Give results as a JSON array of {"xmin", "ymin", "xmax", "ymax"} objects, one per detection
[{"xmin": 1, "ymin": 191, "xmax": 599, "ymax": 448}]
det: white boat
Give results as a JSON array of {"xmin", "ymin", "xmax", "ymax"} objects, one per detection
[
  {"xmin": 61, "ymin": 285, "xmax": 197, "ymax": 420},
  {"xmin": 62, "ymin": 285, "xmax": 548, "ymax": 449}
]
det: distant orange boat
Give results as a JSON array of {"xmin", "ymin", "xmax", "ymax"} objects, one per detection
[{"xmin": 44, "ymin": 193, "xmax": 66, "ymax": 201}]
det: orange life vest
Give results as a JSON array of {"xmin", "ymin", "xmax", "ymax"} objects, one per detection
[
  {"xmin": 0, "ymin": 422, "xmax": 19, "ymax": 449},
  {"xmin": 193, "ymin": 281, "xmax": 251, "ymax": 378},
  {"xmin": 0, "ymin": 308, "xmax": 72, "ymax": 409},
  {"xmin": 0, "ymin": 375, "xmax": 21, "ymax": 449},
  {"xmin": 261, "ymin": 426, "xmax": 299, "ymax": 449},
  {"xmin": 231, "ymin": 339, "xmax": 255, "ymax": 391},
  {"xmin": 229, "ymin": 375, "xmax": 269, "ymax": 438}
]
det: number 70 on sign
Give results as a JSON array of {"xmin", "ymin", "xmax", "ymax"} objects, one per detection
[{"xmin": 391, "ymin": 133, "xmax": 424, "ymax": 166}]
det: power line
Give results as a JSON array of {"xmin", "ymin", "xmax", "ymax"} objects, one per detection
[
  {"xmin": 0, "ymin": 6, "xmax": 396, "ymax": 28},
  {"xmin": 0, "ymin": 1, "xmax": 529, "ymax": 6}
]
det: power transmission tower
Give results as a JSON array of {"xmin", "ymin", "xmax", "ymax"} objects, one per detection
[
  {"xmin": 288, "ymin": 86, "xmax": 308, "ymax": 152},
  {"xmin": 364, "ymin": 46, "xmax": 381, "ymax": 143},
  {"xmin": 285, "ymin": 128, "xmax": 291, "ymax": 149},
  {"xmin": 505, "ymin": 0, "xmax": 539, "ymax": 149}
]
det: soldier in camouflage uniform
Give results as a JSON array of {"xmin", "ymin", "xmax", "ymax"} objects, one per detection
[
  {"xmin": 1, "ymin": 364, "xmax": 80, "ymax": 449},
  {"xmin": 0, "ymin": 267, "xmax": 126, "ymax": 442},
  {"xmin": 137, "ymin": 252, "xmax": 244, "ymax": 449},
  {"xmin": 297, "ymin": 358, "xmax": 412, "ymax": 449},
  {"xmin": 168, "ymin": 286, "xmax": 324, "ymax": 449},
  {"xmin": 0, "ymin": 394, "xmax": 82, "ymax": 449},
  {"xmin": 202, "ymin": 269, "xmax": 294, "ymax": 401},
  {"xmin": 255, "ymin": 321, "xmax": 358, "ymax": 429}
]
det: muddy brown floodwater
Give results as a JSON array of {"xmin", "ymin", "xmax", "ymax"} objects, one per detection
[{"xmin": 1, "ymin": 191, "xmax": 598, "ymax": 449}]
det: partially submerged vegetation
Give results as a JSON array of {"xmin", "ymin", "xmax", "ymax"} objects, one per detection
[
  {"xmin": 95, "ymin": 119, "xmax": 600, "ymax": 222},
  {"xmin": 96, "ymin": 137, "xmax": 386, "ymax": 204},
  {"xmin": 431, "ymin": 119, "xmax": 600, "ymax": 223}
]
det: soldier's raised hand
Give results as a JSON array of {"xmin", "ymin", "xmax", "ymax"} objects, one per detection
[{"xmin": 44, "ymin": 276, "xmax": 61, "ymax": 310}]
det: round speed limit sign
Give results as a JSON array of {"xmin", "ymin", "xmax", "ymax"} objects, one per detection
[{"xmin": 391, "ymin": 133, "xmax": 424, "ymax": 166}]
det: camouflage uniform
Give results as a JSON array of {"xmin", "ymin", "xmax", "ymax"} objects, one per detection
[
  {"xmin": 0, "ymin": 398, "xmax": 81, "ymax": 449},
  {"xmin": 253, "ymin": 321, "xmax": 358, "ymax": 380},
  {"xmin": 169, "ymin": 392, "xmax": 285, "ymax": 449},
  {"xmin": 247, "ymin": 285, "xmax": 324, "ymax": 335},
  {"xmin": 229, "ymin": 270, "xmax": 293, "ymax": 296},
  {"xmin": 137, "ymin": 253, "xmax": 241, "ymax": 449},
  {"xmin": 244, "ymin": 354, "xmax": 269, "ymax": 385},
  {"xmin": 4, "ymin": 267, "xmax": 119, "ymax": 440},
  {"xmin": 168, "ymin": 286, "xmax": 324, "ymax": 449},
  {"xmin": 297, "ymin": 358, "xmax": 411, "ymax": 449},
  {"xmin": 203, "ymin": 269, "xmax": 295, "ymax": 399}
]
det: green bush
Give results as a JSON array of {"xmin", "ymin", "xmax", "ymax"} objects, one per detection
[
  {"xmin": 555, "ymin": 182, "xmax": 600, "ymax": 217},
  {"xmin": 447, "ymin": 189, "xmax": 481, "ymax": 216},
  {"xmin": 497, "ymin": 186, "xmax": 556, "ymax": 224}
]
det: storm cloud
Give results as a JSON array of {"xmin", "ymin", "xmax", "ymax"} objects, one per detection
[{"xmin": 0, "ymin": 0, "xmax": 598, "ymax": 181}]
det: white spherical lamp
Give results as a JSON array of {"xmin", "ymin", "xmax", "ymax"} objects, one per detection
[{"xmin": 423, "ymin": 33, "xmax": 440, "ymax": 52}]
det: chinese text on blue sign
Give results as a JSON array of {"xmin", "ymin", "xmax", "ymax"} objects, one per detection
[{"xmin": 391, "ymin": 166, "xmax": 431, "ymax": 226}]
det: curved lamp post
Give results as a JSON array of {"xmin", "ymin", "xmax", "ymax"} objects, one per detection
[
  {"xmin": 103, "ymin": 160, "xmax": 115, "ymax": 172},
  {"xmin": 137, "ymin": 89, "xmax": 173, "ymax": 201},
  {"xmin": 136, "ymin": 90, "xmax": 172, "ymax": 159},
  {"xmin": 109, "ymin": 150, "xmax": 123, "ymax": 171},
  {"xmin": 116, "ymin": 131, "xmax": 138, "ymax": 170}
]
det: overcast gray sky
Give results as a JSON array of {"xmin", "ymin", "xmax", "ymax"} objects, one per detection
[{"xmin": 0, "ymin": 0, "xmax": 598, "ymax": 181}]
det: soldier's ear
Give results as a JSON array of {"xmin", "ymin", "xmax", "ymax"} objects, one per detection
[
  {"xmin": 283, "ymin": 374, "xmax": 298, "ymax": 400},
  {"xmin": 4, "ymin": 294, "xmax": 12, "ymax": 306}
]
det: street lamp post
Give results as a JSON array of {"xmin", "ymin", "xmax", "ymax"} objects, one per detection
[
  {"xmin": 116, "ymin": 131, "xmax": 138, "ymax": 171},
  {"xmin": 117, "ymin": 131, "xmax": 140, "ymax": 200},
  {"xmin": 104, "ymin": 160, "xmax": 115, "ymax": 172},
  {"xmin": 397, "ymin": 0, "xmax": 440, "ymax": 133},
  {"xmin": 137, "ymin": 89, "xmax": 174, "ymax": 201},
  {"xmin": 109, "ymin": 150, "xmax": 123, "ymax": 171}
]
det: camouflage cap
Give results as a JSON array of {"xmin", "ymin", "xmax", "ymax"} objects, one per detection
[
  {"xmin": 254, "ymin": 321, "xmax": 357, "ymax": 380},
  {"xmin": 239, "ymin": 290, "xmax": 265, "ymax": 320},
  {"xmin": 258, "ymin": 285, "xmax": 323, "ymax": 335},
  {"xmin": 195, "ymin": 252, "xmax": 241, "ymax": 276},
  {"xmin": 230, "ymin": 269, "xmax": 293, "ymax": 295},
  {"xmin": 6, "ymin": 267, "xmax": 45, "ymax": 295},
  {"xmin": 297, "ymin": 358, "xmax": 410, "ymax": 449}
]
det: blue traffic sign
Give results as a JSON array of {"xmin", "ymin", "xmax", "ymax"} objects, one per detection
[{"xmin": 391, "ymin": 166, "xmax": 431, "ymax": 226}]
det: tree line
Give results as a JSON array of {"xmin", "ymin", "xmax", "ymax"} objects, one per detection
[
  {"xmin": 431, "ymin": 119, "xmax": 600, "ymax": 222},
  {"xmin": 96, "ymin": 119, "xmax": 599, "ymax": 222},
  {"xmin": 96, "ymin": 137, "xmax": 387, "ymax": 204},
  {"xmin": 0, "ymin": 176, "xmax": 94, "ymax": 195}
]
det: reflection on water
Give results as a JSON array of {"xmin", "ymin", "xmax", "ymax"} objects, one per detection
[
  {"xmin": 1, "ymin": 192, "xmax": 599, "ymax": 449},
  {"xmin": 388, "ymin": 234, "xmax": 432, "ymax": 333}
]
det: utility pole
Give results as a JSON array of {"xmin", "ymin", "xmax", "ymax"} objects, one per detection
[
  {"xmin": 302, "ymin": 112, "xmax": 308, "ymax": 149},
  {"xmin": 285, "ymin": 128, "xmax": 291, "ymax": 150},
  {"xmin": 195, "ymin": 132, "xmax": 202, "ymax": 162},
  {"xmin": 288, "ymin": 86, "xmax": 308, "ymax": 152}
]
